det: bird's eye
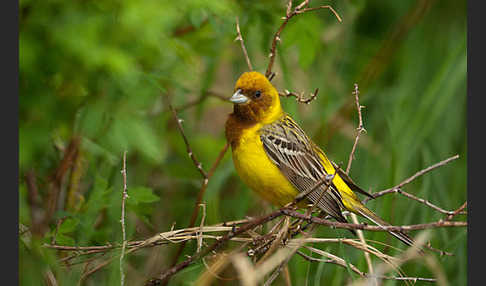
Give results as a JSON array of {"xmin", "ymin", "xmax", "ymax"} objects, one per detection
[{"xmin": 255, "ymin": 90, "xmax": 261, "ymax": 98}]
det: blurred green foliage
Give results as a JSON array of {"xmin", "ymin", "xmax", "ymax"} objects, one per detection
[{"xmin": 19, "ymin": 0, "xmax": 466, "ymax": 285}]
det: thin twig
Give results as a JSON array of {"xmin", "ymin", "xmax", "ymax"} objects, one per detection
[
  {"xmin": 363, "ymin": 154, "xmax": 460, "ymax": 203},
  {"xmin": 235, "ymin": 17, "xmax": 253, "ymax": 71},
  {"xmin": 45, "ymin": 211, "xmax": 463, "ymax": 269},
  {"xmin": 265, "ymin": 0, "xmax": 342, "ymax": 78},
  {"xmin": 167, "ymin": 99, "xmax": 208, "ymax": 179},
  {"xmin": 348, "ymin": 231, "xmax": 431, "ymax": 286},
  {"xmin": 281, "ymin": 209, "xmax": 466, "ymax": 232},
  {"xmin": 346, "ymin": 83, "xmax": 366, "ymax": 174},
  {"xmin": 120, "ymin": 151, "xmax": 128, "ymax": 286},
  {"xmin": 279, "ymin": 88, "xmax": 319, "ymax": 104},
  {"xmin": 379, "ymin": 187, "xmax": 466, "ymax": 216},
  {"xmin": 446, "ymin": 201, "xmax": 467, "ymax": 220},
  {"xmin": 197, "ymin": 204, "xmax": 207, "ymax": 253},
  {"xmin": 170, "ymin": 143, "xmax": 229, "ymax": 267},
  {"xmin": 298, "ymin": 250, "xmax": 436, "ymax": 283},
  {"xmin": 343, "ymin": 83, "xmax": 373, "ymax": 276},
  {"xmin": 300, "ymin": 247, "xmax": 365, "ymax": 277}
]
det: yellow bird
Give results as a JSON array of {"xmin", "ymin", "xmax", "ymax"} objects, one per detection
[{"xmin": 225, "ymin": 71, "xmax": 414, "ymax": 247}]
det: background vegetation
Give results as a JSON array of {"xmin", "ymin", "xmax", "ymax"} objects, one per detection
[{"xmin": 19, "ymin": 0, "xmax": 467, "ymax": 285}]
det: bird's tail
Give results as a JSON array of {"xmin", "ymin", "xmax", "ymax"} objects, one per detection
[{"xmin": 351, "ymin": 202, "xmax": 416, "ymax": 247}]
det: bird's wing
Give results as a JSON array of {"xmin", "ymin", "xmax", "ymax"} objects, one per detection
[{"xmin": 259, "ymin": 115, "xmax": 348, "ymax": 223}]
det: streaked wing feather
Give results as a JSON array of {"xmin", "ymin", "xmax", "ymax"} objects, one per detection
[{"xmin": 260, "ymin": 115, "xmax": 348, "ymax": 223}]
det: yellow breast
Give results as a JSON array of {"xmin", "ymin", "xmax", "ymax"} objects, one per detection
[{"xmin": 231, "ymin": 124, "xmax": 299, "ymax": 207}]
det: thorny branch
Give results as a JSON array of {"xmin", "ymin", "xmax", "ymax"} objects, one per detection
[
  {"xmin": 265, "ymin": 0, "xmax": 342, "ymax": 78},
  {"xmin": 367, "ymin": 155, "xmax": 460, "ymax": 201},
  {"xmin": 344, "ymin": 83, "xmax": 373, "ymax": 277},
  {"xmin": 45, "ymin": 217, "xmax": 465, "ymax": 256},
  {"xmin": 169, "ymin": 143, "xmax": 229, "ymax": 268},
  {"xmin": 281, "ymin": 209, "xmax": 466, "ymax": 232},
  {"xmin": 279, "ymin": 88, "xmax": 319, "ymax": 104},
  {"xmin": 167, "ymin": 98, "xmax": 208, "ymax": 179},
  {"xmin": 362, "ymin": 155, "xmax": 465, "ymax": 218},
  {"xmin": 346, "ymin": 83, "xmax": 366, "ymax": 174}
]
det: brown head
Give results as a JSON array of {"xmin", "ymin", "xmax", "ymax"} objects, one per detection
[{"xmin": 229, "ymin": 72, "xmax": 283, "ymax": 125}]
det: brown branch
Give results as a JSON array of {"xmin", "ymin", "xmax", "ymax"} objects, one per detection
[
  {"xmin": 447, "ymin": 201, "xmax": 467, "ymax": 220},
  {"xmin": 189, "ymin": 143, "xmax": 229, "ymax": 229},
  {"xmin": 169, "ymin": 143, "xmax": 229, "ymax": 268},
  {"xmin": 167, "ymin": 99, "xmax": 208, "ymax": 179},
  {"xmin": 279, "ymin": 88, "xmax": 319, "ymax": 104},
  {"xmin": 265, "ymin": 0, "xmax": 342, "ymax": 78},
  {"xmin": 235, "ymin": 17, "xmax": 253, "ymax": 71},
  {"xmin": 146, "ymin": 208, "xmax": 288, "ymax": 285},
  {"xmin": 346, "ymin": 83, "xmax": 366, "ymax": 174},
  {"xmin": 343, "ymin": 83, "xmax": 373, "ymax": 275},
  {"xmin": 375, "ymin": 187, "xmax": 466, "ymax": 216},
  {"xmin": 281, "ymin": 209, "xmax": 466, "ymax": 232},
  {"xmin": 363, "ymin": 154, "xmax": 460, "ymax": 203}
]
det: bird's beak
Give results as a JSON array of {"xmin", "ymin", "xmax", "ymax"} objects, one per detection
[{"xmin": 230, "ymin": 89, "xmax": 249, "ymax": 104}]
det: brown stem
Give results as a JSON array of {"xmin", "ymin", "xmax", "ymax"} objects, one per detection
[
  {"xmin": 147, "ymin": 208, "xmax": 287, "ymax": 285},
  {"xmin": 281, "ymin": 209, "xmax": 466, "ymax": 232},
  {"xmin": 265, "ymin": 1, "xmax": 341, "ymax": 78},
  {"xmin": 235, "ymin": 17, "xmax": 253, "ymax": 71},
  {"xmin": 364, "ymin": 155, "xmax": 460, "ymax": 203},
  {"xmin": 169, "ymin": 143, "xmax": 229, "ymax": 267}
]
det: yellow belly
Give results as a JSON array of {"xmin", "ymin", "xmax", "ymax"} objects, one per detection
[{"xmin": 231, "ymin": 124, "xmax": 298, "ymax": 207}]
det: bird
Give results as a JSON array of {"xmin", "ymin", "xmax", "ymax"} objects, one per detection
[{"xmin": 225, "ymin": 71, "xmax": 415, "ymax": 247}]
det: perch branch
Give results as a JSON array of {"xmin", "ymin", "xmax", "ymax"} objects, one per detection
[{"xmin": 281, "ymin": 209, "xmax": 466, "ymax": 232}]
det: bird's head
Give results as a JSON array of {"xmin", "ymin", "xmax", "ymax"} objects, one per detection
[{"xmin": 230, "ymin": 71, "xmax": 283, "ymax": 124}]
